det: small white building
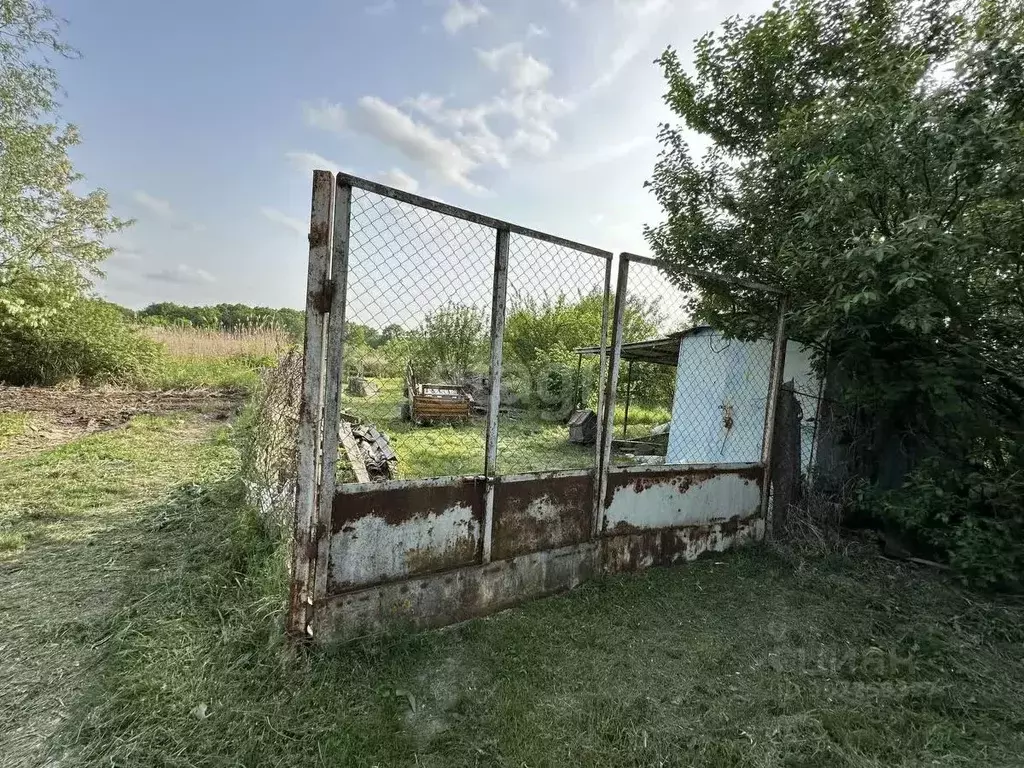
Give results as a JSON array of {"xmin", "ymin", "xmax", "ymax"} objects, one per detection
[{"xmin": 588, "ymin": 327, "xmax": 823, "ymax": 474}]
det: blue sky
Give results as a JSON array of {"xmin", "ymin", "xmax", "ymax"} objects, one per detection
[{"xmin": 50, "ymin": 0, "xmax": 772, "ymax": 310}]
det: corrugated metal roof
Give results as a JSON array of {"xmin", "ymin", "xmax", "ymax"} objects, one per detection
[{"xmin": 574, "ymin": 325, "xmax": 712, "ymax": 365}]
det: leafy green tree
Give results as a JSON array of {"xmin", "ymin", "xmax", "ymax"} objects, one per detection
[
  {"xmin": 0, "ymin": 0, "xmax": 124, "ymax": 330},
  {"xmin": 647, "ymin": 0, "xmax": 1024, "ymax": 585},
  {"xmin": 415, "ymin": 304, "xmax": 486, "ymax": 381},
  {"xmin": 503, "ymin": 291, "xmax": 667, "ymax": 409}
]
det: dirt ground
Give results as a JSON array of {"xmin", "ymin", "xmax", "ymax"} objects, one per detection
[{"xmin": 0, "ymin": 386, "xmax": 243, "ymax": 458}]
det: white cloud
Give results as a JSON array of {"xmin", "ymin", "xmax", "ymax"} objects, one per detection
[
  {"xmin": 559, "ymin": 0, "xmax": 579, "ymax": 10},
  {"xmin": 526, "ymin": 23, "xmax": 548, "ymax": 38},
  {"xmin": 132, "ymin": 190, "xmax": 204, "ymax": 232},
  {"xmin": 285, "ymin": 150, "xmax": 348, "ymax": 175},
  {"xmin": 558, "ymin": 135, "xmax": 652, "ymax": 172},
  {"xmin": 585, "ymin": 0, "xmax": 674, "ymax": 94},
  {"xmin": 145, "ymin": 264, "xmax": 215, "ymax": 285},
  {"xmin": 477, "ymin": 43, "xmax": 552, "ymax": 91},
  {"xmin": 132, "ymin": 191, "xmax": 174, "ymax": 220},
  {"xmin": 261, "ymin": 206, "xmax": 307, "ymax": 236},
  {"xmin": 353, "ymin": 96, "xmax": 484, "ymax": 193},
  {"xmin": 364, "ymin": 0, "xmax": 395, "ymax": 15},
  {"xmin": 379, "ymin": 167, "xmax": 420, "ymax": 193},
  {"xmin": 614, "ymin": 0, "xmax": 670, "ymax": 16},
  {"xmin": 304, "ymin": 100, "xmax": 346, "ymax": 133},
  {"xmin": 442, "ymin": 0, "xmax": 489, "ymax": 34}
]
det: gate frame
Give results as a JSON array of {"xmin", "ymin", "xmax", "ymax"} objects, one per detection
[
  {"xmin": 288, "ymin": 173, "xmax": 788, "ymax": 640},
  {"xmin": 289, "ymin": 170, "xmax": 614, "ymax": 638},
  {"xmin": 596, "ymin": 252, "xmax": 788, "ymax": 538}
]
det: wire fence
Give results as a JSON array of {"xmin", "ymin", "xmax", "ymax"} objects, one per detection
[
  {"xmin": 326, "ymin": 173, "xmax": 789, "ymax": 486},
  {"xmin": 340, "ymin": 188, "xmax": 495, "ymax": 479},
  {"xmin": 498, "ymin": 234, "xmax": 609, "ymax": 474},
  {"xmin": 607, "ymin": 254, "xmax": 781, "ymax": 470},
  {"xmin": 334, "ymin": 178, "xmax": 611, "ymax": 482}
]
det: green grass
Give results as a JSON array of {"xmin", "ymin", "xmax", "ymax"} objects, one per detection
[
  {"xmin": 142, "ymin": 355, "xmax": 262, "ymax": 391},
  {"xmin": 3, "ymin": 411, "xmax": 1024, "ymax": 766},
  {"xmin": 0, "ymin": 414, "xmax": 237, "ymax": 766},
  {"xmin": 0, "ymin": 411, "xmax": 30, "ymax": 452},
  {"xmin": 343, "ymin": 378, "xmax": 595, "ymax": 477},
  {"xmin": 612, "ymin": 402, "xmax": 673, "ymax": 440}
]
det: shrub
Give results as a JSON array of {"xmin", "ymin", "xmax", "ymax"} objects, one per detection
[
  {"xmin": 0, "ymin": 298, "xmax": 162, "ymax": 386},
  {"xmin": 868, "ymin": 454, "xmax": 1024, "ymax": 591}
]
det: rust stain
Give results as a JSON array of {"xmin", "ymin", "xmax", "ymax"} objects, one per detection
[
  {"xmin": 602, "ymin": 516, "xmax": 757, "ymax": 574},
  {"xmin": 405, "ymin": 533, "xmax": 478, "ymax": 575},
  {"xmin": 491, "ymin": 474, "xmax": 594, "ymax": 561},
  {"xmin": 606, "ymin": 465, "xmax": 763, "ymax": 507},
  {"xmin": 332, "ymin": 478, "xmax": 485, "ymax": 529}
]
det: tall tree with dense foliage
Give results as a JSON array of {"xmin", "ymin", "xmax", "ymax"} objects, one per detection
[
  {"xmin": 0, "ymin": 0, "xmax": 124, "ymax": 330},
  {"xmin": 647, "ymin": 0, "xmax": 1024, "ymax": 585}
]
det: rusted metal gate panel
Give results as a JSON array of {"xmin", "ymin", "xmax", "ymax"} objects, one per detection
[
  {"xmin": 291, "ymin": 170, "xmax": 788, "ymax": 642},
  {"xmin": 602, "ymin": 464, "xmax": 763, "ymax": 532},
  {"xmin": 602, "ymin": 518, "xmax": 764, "ymax": 574},
  {"xmin": 320, "ymin": 542, "xmax": 599, "ymax": 637},
  {"xmin": 599, "ymin": 462, "xmax": 765, "ymax": 575},
  {"xmin": 328, "ymin": 477, "xmax": 484, "ymax": 591},
  {"xmin": 490, "ymin": 470, "xmax": 595, "ymax": 561}
]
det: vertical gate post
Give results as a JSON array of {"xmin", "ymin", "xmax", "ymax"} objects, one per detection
[
  {"xmin": 594, "ymin": 256, "xmax": 613, "ymax": 480},
  {"xmin": 311, "ymin": 179, "xmax": 352, "ymax": 631},
  {"xmin": 288, "ymin": 170, "xmax": 335, "ymax": 638},
  {"xmin": 481, "ymin": 227, "xmax": 510, "ymax": 564},
  {"xmin": 759, "ymin": 294, "xmax": 789, "ymax": 533},
  {"xmin": 596, "ymin": 254, "xmax": 630, "ymax": 537}
]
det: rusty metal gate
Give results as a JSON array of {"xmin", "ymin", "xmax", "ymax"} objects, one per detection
[{"xmin": 289, "ymin": 170, "xmax": 787, "ymax": 641}]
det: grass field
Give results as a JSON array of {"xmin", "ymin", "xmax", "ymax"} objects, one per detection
[
  {"xmin": 3, "ymin": 403, "xmax": 1024, "ymax": 766},
  {"xmin": 140, "ymin": 326, "xmax": 295, "ymax": 391},
  {"xmin": 341, "ymin": 378, "xmax": 672, "ymax": 478}
]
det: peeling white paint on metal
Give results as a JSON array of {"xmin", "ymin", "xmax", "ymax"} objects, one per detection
[
  {"xmin": 330, "ymin": 504, "xmax": 480, "ymax": 587},
  {"xmin": 604, "ymin": 471, "xmax": 761, "ymax": 531}
]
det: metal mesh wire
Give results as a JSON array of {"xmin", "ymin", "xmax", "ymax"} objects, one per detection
[
  {"xmin": 610, "ymin": 258, "xmax": 690, "ymax": 466},
  {"xmin": 339, "ymin": 189, "xmax": 494, "ymax": 480},
  {"xmin": 498, "ymin": 234, "xmax": 609, "ymax": 474},
  {"xmin": 611, "ymin": 257, "xmax": 775, "ymax": 468},
  {"xmin": 337, "ymin": 187, "xmax": 610, "ymax": 482}
]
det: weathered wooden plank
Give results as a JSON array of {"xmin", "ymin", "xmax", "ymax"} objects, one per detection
[{"xmin": 339, "ymin": 422, "xmax": 371, "ymax": 484}]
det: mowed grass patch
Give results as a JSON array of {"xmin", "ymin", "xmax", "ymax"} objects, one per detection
[
  {"xmin": 65, "ymin": 525, "xmax": 1024, "ymax": 767},
  {"xmin": 0, "ymin": 414, "xmax": 236, "ymax": 767},
  {"xmin": 5, "ymin": 402, "xmax": 1024, "ymax": 767},
  {"xmin": 0, "ymin": 411, "xmax": 30, "ymax": 452}
]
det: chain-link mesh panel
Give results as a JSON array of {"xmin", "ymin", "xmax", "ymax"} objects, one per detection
[
  {"xmin": 498, "ymin": 235, "xmax": 609, "ymax": 474},
  {"xmin": 792, "ymin": 386, "xmax": 822, "ymax": 478},
  {"xmin": 610, "ymin": 258, "xmax": 691, "ymax": 466},
  {"xmin": 339, "ymin": 189, "xmax": 494, "ymax": 481},
  {"xmin": 610, "ymin": 257, "xmax": 777, "ymax": 468}
]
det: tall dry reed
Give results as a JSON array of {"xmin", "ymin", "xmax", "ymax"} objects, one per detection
[{"xmin": 141, "ymin": 326, "xmax": 292, "ymax": 359}]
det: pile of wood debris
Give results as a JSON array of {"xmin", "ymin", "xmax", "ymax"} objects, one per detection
[{"xmin": 339, "ymin": 421, "xmax": 397, "ymax": 482}]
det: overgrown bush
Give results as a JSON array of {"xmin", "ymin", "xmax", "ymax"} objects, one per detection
[
  {"xmin": 867, "ymin": 454, "xmax": 1024, "ymax": 590},
  {"xmin": 647, "ymin": 0, "xmax": 1024, "ymax": 587},
  {"xmin": 0, "ymin": 298, "xmax": 162, "ymax": 386}
]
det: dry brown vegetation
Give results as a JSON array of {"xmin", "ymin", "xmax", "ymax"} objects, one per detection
[{"xmin": 141, "ymin": 326, "xmax": 291, "ymax": 359}]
